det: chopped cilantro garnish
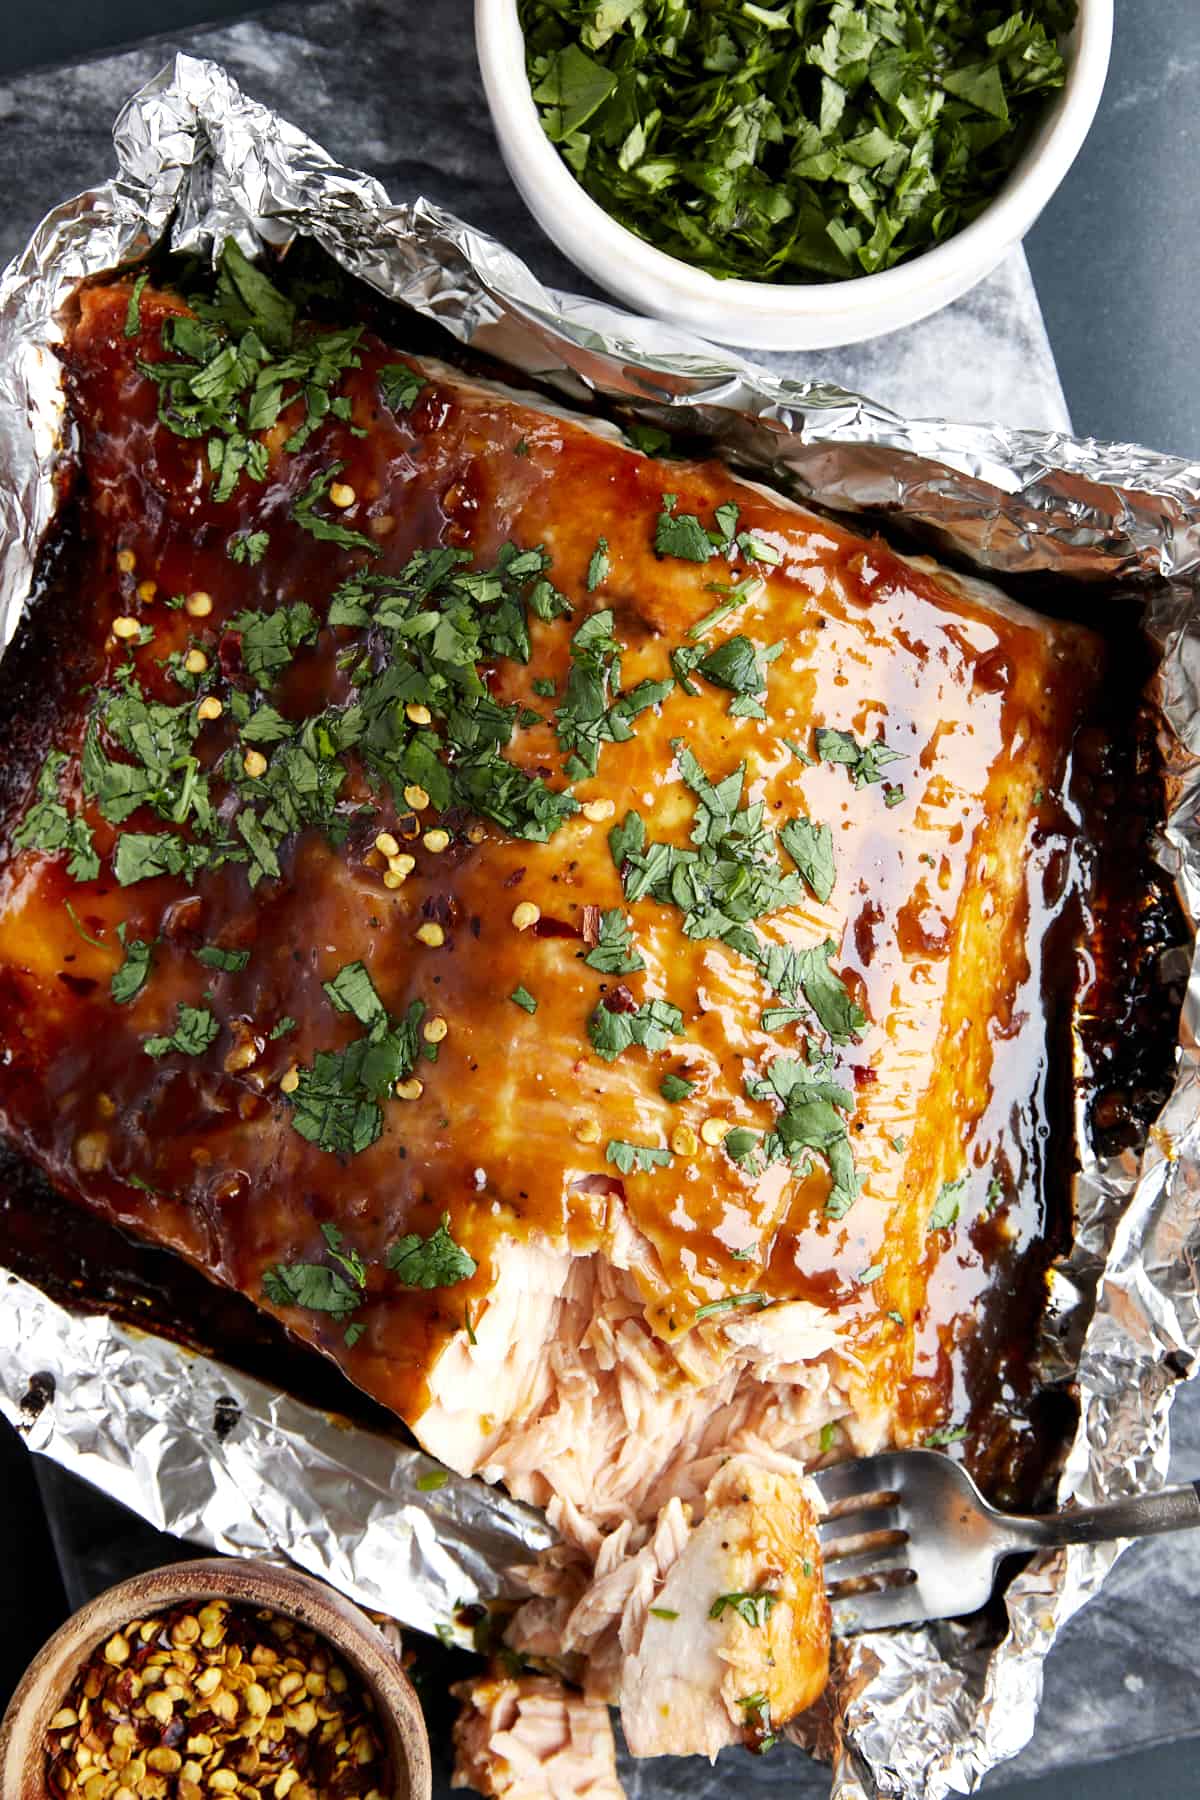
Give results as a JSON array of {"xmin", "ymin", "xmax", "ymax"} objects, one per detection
[
  {"xmin": 519, "ymin": 2, "xmax": 1074, "ymax": 282},
  {"xmin": 387, "ymin": 1212, "xmax": 477, "ymax": 1288},
  {"xmin": 556, "ymin": 607, "xmax": 672, "ymax": 779},
  {"xmin": 64, "ymin": 901, "xmax": 105, "ymax": 949},
  {"xmin": 379, "ymin": 364, "xmax": 426, "ymax": 411},
  {"xmin": 124, "ymin": 270, "xmax": 149, "ymax": 339},
  {"xmin": 111, "ymin": 924, "xmax": 155, "ymax": 1003},
  {"xmin": 779, "ymin": 816, "xmax": 835, "ymax": 905},
  {"xmin": 654, "ymin": 494, "xmax": 714, "ymax": 563},
  {"xmin": 687, "ymin": 573, "xmax": 765, "ymax": 640},
  {"xmin": 694, "ymin": 1291, "xmax": 767, "ymax": 1322},
  {"xmin": 532, "ymin": 677, "xmax": 556, "ymax": 698},
  {"xmin": 263, "ymin": 1222, "xmax": 365, "ymax": 1343},
  {"xmin": 270, "ymin": 1016, "xmax": 297, "ymax": 1039},
  {"xmin": 287, "ymin": 981, "xmax": 427, "ymax": 1156},
  {"xmin": 744, "ymin": 1050, "xmax": 860, "ymax": 1218},
  {"xmin": 292, "ymin": 463, "xmax": 381, "ymax": 557},
  {"xmin": 324, "ymin": 960, "xmax": 388, "ymax": 1033},
  {"xmin": 648, "ymin": 1605, "xmax": 678, "ymax": 1621},
  {"xmin": 587, "ymin": 993, "xmax": 682, "ymax": 1062},
  {"xmin": 659, "ymin": 1072, "xmax": 695, "ymax": 1103},
  {"xmin": 708, "ymin": 1589, "xmax": 777, "ymax": 1628},
  {"xmin": 626, "ymin": 424, "xmax": 671, "ymax": 457},
  {"xmin": 510, "ymin": 985, "xmax": 539, "ymax": 1014},
  {"xmin": 858, "ymin": 1262, "xmax": 884, "ymax": 1285},
  {"xmin": 929, "ymin": 1175, "xmax": 967, "ymax": 1231},
  {"xmin": 230, "ymin": 601, "xmax": 320, "ymax": 688},
  {"xmin": 228, "ymin": 530, "xmax": 270, "ymax": 565},
  {"xmin": 816, "ymin": 726, "xmax": 904, "ymax": 788},
  {"xmin": 582, "ymin": 908, "xmax": 644, "ymax": 975},
  {"xmin": 925, "ymin": 1424, "xmax": 969, "ymax": 1449},
  {"xmin": 143, "ymin": 1003, "xmax": 219, "ymax": 1059},
  {"xmin": 586, "ymin": 537, "xmax": 610, "ymax": 591},
  {"xmin": 194, "ymin": 944, "xmax": 250, "ymax": 973},
  {"xmin": 819, "ymin": 1421, "xmax": 838, "ymax": 1455},
  {"xmin": 13, "ymin": 751, "xmax": 99, "ymax": 881},
  {"xmin": 606, "ymin": 1139, "xmax": 672, "ymax": 1174}
]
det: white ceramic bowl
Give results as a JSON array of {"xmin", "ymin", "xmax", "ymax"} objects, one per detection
[{"xmin": 476, "ymin": 0, "xmax": 1112, "ymax": 350}]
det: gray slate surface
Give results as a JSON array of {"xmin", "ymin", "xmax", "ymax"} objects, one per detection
[{"xmin": 0, "ymin": 1, "xmax": 1197, "ymax": 1794}]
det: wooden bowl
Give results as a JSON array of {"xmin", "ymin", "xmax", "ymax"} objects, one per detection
[{"xmin": 0, "ymin": 1557, "xmax": 432, "ymax": 1799}]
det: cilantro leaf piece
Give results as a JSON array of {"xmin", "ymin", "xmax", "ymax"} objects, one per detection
[
  {"xmin": 323, "ymin": 960, "xmax": 388, "ymax": 1034},
  {"xmin": 263, "ymin": 1260, "xmax": 363, "ymax": 1321},
  {"xmin": 124, "ymin": 270, "xmax": 149, "ymax": 339},
  {"xmin": 796, "ymin": 940, "xmax": 865, "ymax": 1043},
  {"xmin": 606, "ymin": 1139, "xmax": 672, "ymax": 1174},
  {"xmin": 231, "ymin": 601, "xmax": 320, "ymax": 688},
  {"xmin": 387, "ymin": 1212, "xmax": 477, "ymax": 1288},
  {"xmin": 654, "ymin": 494, "xmax": 714, "ymax": 562},
  {"xmin": 207, "ymin": 237, "xmax": 296, "ymax": 351},
  {"xmin": 556, "ymin": 607, "xmax": 671, "ymax": 778},
  {"xmin": 648, "ymin": 1606, "xmax": 678, "ymax": 1621},
  {"xmin": 228, "ymin": 530, "xmax": 269, "ymax": 565},
  {"xmin": 194, "ymin": 944, "xmax": 250, "ymax": 973},
  {"xmin": 13, "ymin": 751, "xmax": 100, "ymax": 881},
  {"xmin": 286, "ymin": 1048, "xmax": 384, "ymax": 1156},
  {"xmin": 816, "ymin": 726, "xmax": 904, "ymax": 788},
  {"xmin": 924, "ymin": 1424, "xmax": 969, "ymax": 1449},
  {"xmin": 530, "ymin": 39, "xmax": 618, "ymax": 137},
  {"xmin": 143, "ymin": 1003, "xmax": 219, "ymax": 1059},
  {"xmin": 510, "ymin": 985, "xmax": 538, "ymax": 1014},
  {"xmin": 660, "ymin": 1072, "xmax": 695, "ymax": 1103},
  {"xmin": 270, "ymin": 1016, "xmax": 297, "ymax": 1039},
  {"xmin": 697, "ymin": 634, "xmax": 765, "ymax": 698},
  {"xmin": 240, "ymin": 703, "xmax": 294, "ymax": 745},
  {"xmin": 694, "ymin": 1291, "xmax": 768, "ymax": 1322},
  {"xmin": 262, "ymin": 1223, "xmax": 365, "ymax": 1335},
  {"xmin": 586, "ymin": 537, "xmax": 610, "ymax": 591},
  {"xmin": 379, "ymin": 364, "xmax": 426, "ymax": 411},
  {"xmin": 780, "ymin": 816, "xmax": 835, "ymax": 905},
  {"xmin": 708, "ymin": 1589, "xmax": 778, "ymax": 1629},
  {"xmin": 111, "ymin": 924, "xmax": 155, "ymax": 1003},
  {"xmin": 582, "ymin": 908, "xmax": 644, "ymax": 975},
  {"xmin": 687, "ymin": 574, "xmax": 764, "ymax": 640},
  {"xmin": 587, "ymin": 994, "xmax": 682, "ymax": 1062},
  {"xmin": 929, "ymin": 1175, "xmax": 967, "ymax": 1231},
  {"xmin": 626, "ymin": 424, "xmax": 671, "ymax": 457},
  {"xmin": 292, "ymin": 463, "xmax": 381, "ymax": 557}
]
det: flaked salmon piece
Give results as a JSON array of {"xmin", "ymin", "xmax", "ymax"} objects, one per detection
[
  {"xmin": 451, "ymin": 1674, "xmax": 625, "ymax": 1799},
  {"xmin": 619, "ymin": 1459, "xmax": 829, "ymax": 1760}
]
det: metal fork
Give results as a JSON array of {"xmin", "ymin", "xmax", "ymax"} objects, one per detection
[{"xmin": 812, "ymin": 1450, "xmax": 1200, "ymax": 1636}]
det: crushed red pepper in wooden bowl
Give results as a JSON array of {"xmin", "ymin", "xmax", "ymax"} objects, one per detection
[{"xmin": 43, "ymin": 1599, "xmax": 391, "ymax": 1800}]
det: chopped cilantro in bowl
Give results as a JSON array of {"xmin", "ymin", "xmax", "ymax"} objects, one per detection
[
  {"xmin": 478, "ymin": 0, "xmax": 1107, "ymax": 347},
  {"xmin": 516, "ymin": 0, "xmax": 1076, "ymax": 283}
]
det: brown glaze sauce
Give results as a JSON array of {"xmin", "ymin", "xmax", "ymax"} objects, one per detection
[{"xmin": 0, "ymin": 263, "xmax": 1186, "ymax": 1505}]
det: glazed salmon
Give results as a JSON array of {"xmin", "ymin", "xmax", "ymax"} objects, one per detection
[{"xmin": 0, "ymin": 253, "xmax": 1101, "ymax": 1769}]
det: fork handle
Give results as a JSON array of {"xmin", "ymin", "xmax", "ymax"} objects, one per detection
[{"xmin": 1003, "ymin": 1481, "xmax": 1200, "ymax": 1551}]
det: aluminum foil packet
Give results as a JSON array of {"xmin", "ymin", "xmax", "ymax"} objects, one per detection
[{"xmin": 2, "ymin": 51, "xmax": 1200, "ymax": 1800}]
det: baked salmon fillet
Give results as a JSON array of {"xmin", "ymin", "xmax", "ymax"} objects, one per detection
[{"xmin": 0, "ymin": 252, "xmax": 1101, "ymax": 1770}]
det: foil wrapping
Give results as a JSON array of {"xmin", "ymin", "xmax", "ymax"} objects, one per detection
[{"xmin": 1, "ymin": 51, "xmax": 1199, "ymax": 1800}]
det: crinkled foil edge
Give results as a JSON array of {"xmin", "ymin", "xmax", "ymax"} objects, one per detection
[{"xmin": 2, "ymin": 52, "xmax": 1200, "ymax": 1800}]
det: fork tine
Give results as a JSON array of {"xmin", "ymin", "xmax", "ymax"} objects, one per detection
[
  {"xmin": 823, "ymin": 1535, "xmax": 909, "ymax": 1584},
  {"xmin": 820, "ymin": 1502, "xmax": 905, "ymax": 1546},
  {"xmin": 811, "ymin": 1454, "xmax": 902, "ymax": 1507}
]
